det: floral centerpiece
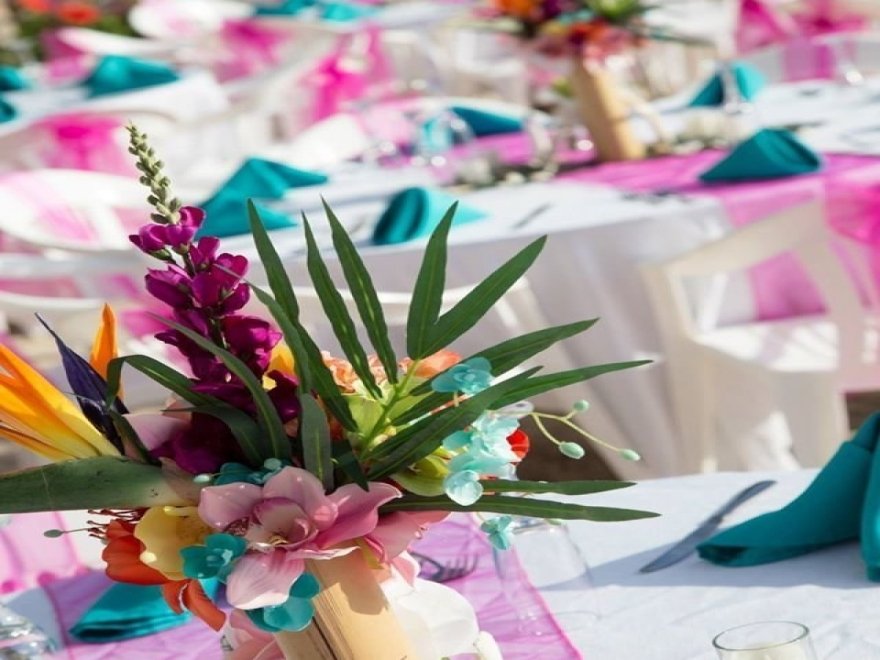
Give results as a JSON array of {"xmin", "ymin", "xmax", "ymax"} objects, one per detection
[
  {"xmin": 4, "ymin": 0, "xmax": 136, "ymax": 64},
  {"xmin": 483, "ymin": 0, "xmax": 675, "ymax": 161},
  {"xmin": 0, "ymin": 127, "xmax": 656, "ymax": 658}
]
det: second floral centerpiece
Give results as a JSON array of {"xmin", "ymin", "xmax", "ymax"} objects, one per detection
[{"xmin": 0, "ymin": 127, "xmax": 656, "ymax": 659}]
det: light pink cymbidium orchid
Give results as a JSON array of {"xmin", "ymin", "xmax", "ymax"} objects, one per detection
[{"xmin": 198, "ymin": 467, "xmax": 401, "ymax": 609}]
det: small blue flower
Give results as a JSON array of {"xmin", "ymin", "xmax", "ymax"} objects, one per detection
[
  {"xmin": 449, "ymin": 451, "xmax": 514, "ymax": 478},
  {"xmin": 181, "ymin": 533, "xmax": 247, "ymax": 581},
  {"xmin": 214, "ymin": 459, "xmax": 289, "ymax": 486},
  {"xmin": 246, "ymin": 573, "xmax": 321, "ymax": 633},
  {"xmin": 481, "ymin": 515, "xmax": 514, "ymax": 551},
  {"xmin": 443, "ymin": 469, "xmax": 483, "ymax": 506},
  {"xmin": 431, "ymin": 358, "xmax": 493, "ymax": 395}
]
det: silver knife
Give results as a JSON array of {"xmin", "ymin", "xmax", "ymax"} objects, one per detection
[{"xmin": 638, "ymin": 480, "xmax": 776, "ymax": 573}]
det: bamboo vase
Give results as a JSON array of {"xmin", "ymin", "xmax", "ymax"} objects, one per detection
[
  {"xmin": 274, "ymin": 552, "xmax": 417, "ymax": 660},
  {"xmin": 569, "ymin": 58, "xmax": 646, "ymax": 162}
]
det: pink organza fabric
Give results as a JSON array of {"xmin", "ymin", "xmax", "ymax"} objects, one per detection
[{"xmin": 0, "ymin": 514, "xmax": 578, "ymax": 658}]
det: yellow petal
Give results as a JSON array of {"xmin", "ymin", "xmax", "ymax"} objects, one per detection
[
  {"xmin": 0, "ymin": 346, "xmax": 120, "ymax": 459},
  {"xmin": 89, "ymin": 304, "xmax": 118, "ymax": 380},
  {"xmin": 135, "ymin": 506, "xmax": 212, "ymax": 581},
  {"xmin": 264, "ymin": 343, "xmax": 295, "ymax": 388}
]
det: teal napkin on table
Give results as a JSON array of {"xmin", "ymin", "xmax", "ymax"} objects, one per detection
[
  {"xmin": 255, "ymin": 0, "xmax": 315, "ymax": 15},
  {"xmin": 689, "ymin": 62, "xmax": 766, "ymax": 107},
  {"xmin": 699, "ymin": 129, "xmax": 822, "ymax": 182},
  {"xmin": 70, "ymin": 580, "xmax": 219, "ymax": 642},
  {"xmin": 372, "ymin": 187, "xmax": 486, "ymax": 246},
  {"xmin": 222, "ymin": 158, "xmax": 328, "ymax": 199},
  {"xmin": 0, "ymin": 96, "xmax": 17, "ymax": 124},
  {"xmin": 321, "ymin": 2, "xmax": 378, "ymax": 22},
  {"xmin": 450, "ymin": 105, "xmax": 523, "ymax": 137},
  {"xmin": 196, "ymin": 158, "xmax": 327, "ymax": 238},
  {"xmin": 0, "ymin": 66, "xmax": 29, "ymax": 92},
  {"xmin": 83, "ymin": 55, "xmax": 180, "ymax": 98},
  {"xmin": 198, "ymin": 195, "xmax": 296, "ymax": 238},
  {"xmin": 699, "ymin": 413, "xmax": 880, "ymax": 571}
]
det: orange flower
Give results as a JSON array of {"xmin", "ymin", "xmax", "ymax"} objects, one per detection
[
  {"xmin": 399, "ymin": 349, "xmax": 461, "ymax": 379},
  {"xmin": 56, "ymin": 1, "xmax": 101, "ymax": 25},
  {"xmin": 17, "ymin": 0, "xmax": 50, "ymax": 13},
  {"xmin": 102, "ymin": 519, "xmax": 225, "ymax": 630},
  {"xmin": 102, "ymin": 520, "xmax": 168, "ymax": 586},
  {"xmin": 495, "ymin": 0, "xmax": 538, "ymax": 19},
  {"xmin": 507, "ymin": 428, "xmax": 530, "ymax": 459}
]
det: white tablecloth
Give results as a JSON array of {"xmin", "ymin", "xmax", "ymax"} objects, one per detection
[{"xmin": 557, "ymin": 470, "xmax": 879, "ymax": 659}]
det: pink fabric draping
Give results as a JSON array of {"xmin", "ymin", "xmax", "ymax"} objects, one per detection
[
  {"xmin": 304, "ymin": 25, "xmax": 393, "ymax": 122},
  {"xmin": 737, "ymin": 0, "xmax": 798, "ymax": 53},
  {"xmin": 40, "ymin": 30, "xmax": 90, "ymax": 85},
  {"xmin": 216, "ymin": 19, "xmax": 289, "ymax": 81},
  {"xmin": 35, "ymin": 115, "xmax": 135, "ymax": 175}
]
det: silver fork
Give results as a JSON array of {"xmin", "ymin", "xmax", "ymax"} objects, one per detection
[{"xmin": 410, "ymin": 551, "xmax": 479, "ymax": 583}]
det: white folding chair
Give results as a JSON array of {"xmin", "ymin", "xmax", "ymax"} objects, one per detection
[
  {"xmin": 129, "ymin": 0, "xmax": 253, "ymax": 40},
  {"xmin": 641, "ymin": 202, "xmax": 880, "ymax": 473},
  {"xmin": 0, "ymin": 170, "xmax": 149, "ymax": 253}
]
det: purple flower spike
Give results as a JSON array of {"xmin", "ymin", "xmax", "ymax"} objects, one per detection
[{"xmin": 145, "ymin": 267, "xmax": 191, "ymax": 308}]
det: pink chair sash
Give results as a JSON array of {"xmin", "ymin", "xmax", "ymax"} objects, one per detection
[
  {"xmin": 35, "ymin": 115, "xmax": 134, "ymax": 176},
  {"xmin": 216, "ymin": 19, "xmax": 288, "ymax": 80},
  {"xmin": 304, "ymin": 25, "xmax": 392, "ymax": 122},
  {"xmin": 737, "ymin": 0, "xmax": 798, "ymax": 53}
]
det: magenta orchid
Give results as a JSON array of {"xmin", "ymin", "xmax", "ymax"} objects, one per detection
[{"xmin": 198, "ymin": 467, "xmax": 402, "ymax": 609}]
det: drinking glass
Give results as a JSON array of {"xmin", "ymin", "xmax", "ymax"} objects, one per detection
[
  {"xmin": 0, "ymin": 605, "xmax": 56, "ymax": 658},
  {"xmin": 412, "ymin": 108, "xmax": 478, "ymax": 185},
  {"xmin": 492, "ymin": 517, "xmax": 598, "ymax": 635},
  {"xmin": 713, "ymin": 622, "xmax": 817, "ymax": 660}
]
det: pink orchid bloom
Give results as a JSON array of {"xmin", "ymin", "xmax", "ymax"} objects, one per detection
[{"xmin": 198, "ymin": 467, "xmax": 401, "ymax": 609}]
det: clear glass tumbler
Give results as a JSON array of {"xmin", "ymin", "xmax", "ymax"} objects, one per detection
[{"xmin": 713, "ymin": 621, "xmax": 818, "ymax": 660}]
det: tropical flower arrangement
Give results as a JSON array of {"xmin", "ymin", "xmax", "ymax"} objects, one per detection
[
  {"xmin": 484, "ymin": 0, "xmax": 656, "ymax": 60},
  {"xmin": 0, "ymin": 126, "xmax": 656, "ymax": 657},
  {"xmin": 5, "ymin": 0, "xmax": 136, "ymax": 64}
]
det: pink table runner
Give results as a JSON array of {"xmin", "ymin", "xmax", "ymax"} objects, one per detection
[
  {"xmin": 1, "ymin": 513, "xmax": 579, "ymax": 659},
  {"xmin": 482, "ymin": 132, "xmax": 880, "ymax": 320}
]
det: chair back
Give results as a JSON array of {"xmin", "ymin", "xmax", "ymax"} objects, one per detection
[
  {"xmin": 0, "ymin": 170, "xmax": 148, "ymax": 252},
  {"xmin": 642, "ymin": 202, "xmax": 876, "ymax": 374}
]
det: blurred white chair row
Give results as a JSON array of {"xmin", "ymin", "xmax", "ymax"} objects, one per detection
[{"xmin": 643, "ymin": 202, "xmax": 880, "ymax": 474}]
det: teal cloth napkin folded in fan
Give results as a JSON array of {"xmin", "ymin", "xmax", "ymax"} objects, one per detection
[
  {"xmin": 321, "ymin": 2, "xmax": 378, "ymax": 22},
  {"xmin": 699, "ymin": 129, "xmax": 822, "ymax": 182},
  {"xmin": 82, "ymin": 55, "xmax": 180, "ymax": 98},
  {"xmin": 450, "ymin": 105, "xmax": 523, "ymax": 137},
  {"xmin": 689, "ymin": 62, "xmax": 766, "ymax": 107},
  {"xmin": 372, "ymin": 187, "xmax": 486, "ymax": 246},
  {"xmin": 0, "ymin": 96, "xmax": 17, "ymax": 124},
  {"xmin": 699, "ymin": 413, "xmax": 880, "ymax": 571},
  {"xmin": 196, "ymin": 158, "xmax": 328, "ymax": 238},
  {"xmin": 70, "ymin": 580, "xmax": 219, "ymax": 642},
  {"xmin": 0, "ymin": 66, "xmax": 29, "ymax": 92}
]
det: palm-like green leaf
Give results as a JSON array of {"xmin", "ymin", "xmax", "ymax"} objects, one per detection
[
  {"xmin": 303, "ymin": 217, "xmax": 381, "ymax": 398},
  {"xmin": 324, "ymin": 200, "xmax": 398, "ymax": 384},
  {"xmin": 419, "ymin": 236, "xmax": 546, "ymax": 357},
  {"xmin": 300, "ymin": 393, "xmax": 334, "ymax": 491},
  {"xmin": 380, "ymin": 494, "xmax": 658, "ymax": 522},
  {"xmin": 406, "ymin": 205, "xmax": 455, "ymax": 359},
  {"xmin": 480, "ymin": 479, "xmax": 635, "ymax": 495},
  {"xmin": 0, "ymin": 457, "xmax": 198, "ymax": 513},
  {"xmin": 154, "ymin": 317, "xmax": 288, "ymax": 461},
  {"xmin": 492, "ymin": 360, "xmax": 651, "ymax": 408}
]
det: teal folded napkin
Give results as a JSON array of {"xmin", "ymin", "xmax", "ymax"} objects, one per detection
[
  {"xmin": 222, "ymin": 158, "xmax": 328, "ymax": 199},
  {"xmin": 699, "ymin": 129, "xmax": 822, "ymax": 182},
  {"xmin": 699, "ymin": 413, "xmax": 880, "ymax": 570},
  {"xmin": 70, "ymin": 580, "xmax": 219, "ymax": 642},
  {"xmin": 320, "ymin": 1, "xmax": 378, "ymax": 22},
  {"xmin": 83, "ymin": 55, "xmax": 180, "ymax": 98},
  {"xmin": 689, "ymin": 62, "xmax": 766, "ymax": 107},
  {"xmin": 255, "ymin": 0, "xmax": 314, "ymax": 15},
  {"xmin": 372, "ymin": 187, "xmax": 486, "ymax": 246},
  {"xmin": 198, "ymin": 194, "xmax": 296, "ymax": 238},
  {"xmin": 450, "ymin": 105, "xmax": 523, "ymax": 137},
  {"xmin": 0, "ymin": 96, "xmax": 16, "ymax": 124},
  {"xmin": 0, "ymin": 66, "xmax": 29, "ymax": 92}
]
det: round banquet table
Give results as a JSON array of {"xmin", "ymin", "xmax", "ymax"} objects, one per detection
[{"xmin": 1, "ymin": 470, "xmax": 876, "ymax": 659}]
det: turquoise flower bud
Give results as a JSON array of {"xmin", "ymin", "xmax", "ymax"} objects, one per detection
[
  {"xmin": 443, "ymin": 470, "xmax": 484, "ymax": 506},
  {"xmin": 181, "ymin": 533, "xmax": 247, "ymax": 581},
  {"xmin": 572, "ymin": 400, "xmax": 591, "ymax": 412},
  {"xmin": 247, "ymin": 573, "xmax": 321, "ymax": 633},
  {"xmin": 431, "ymin": 358, "xmax": 493, "ymax": 395},
  {"xmin": 559, "ymin": 442, "xmax": 586, "ymax": 459},
  {"xmin": 619, "ymin": 449, "xmax": 641, "ymax": 461}
]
